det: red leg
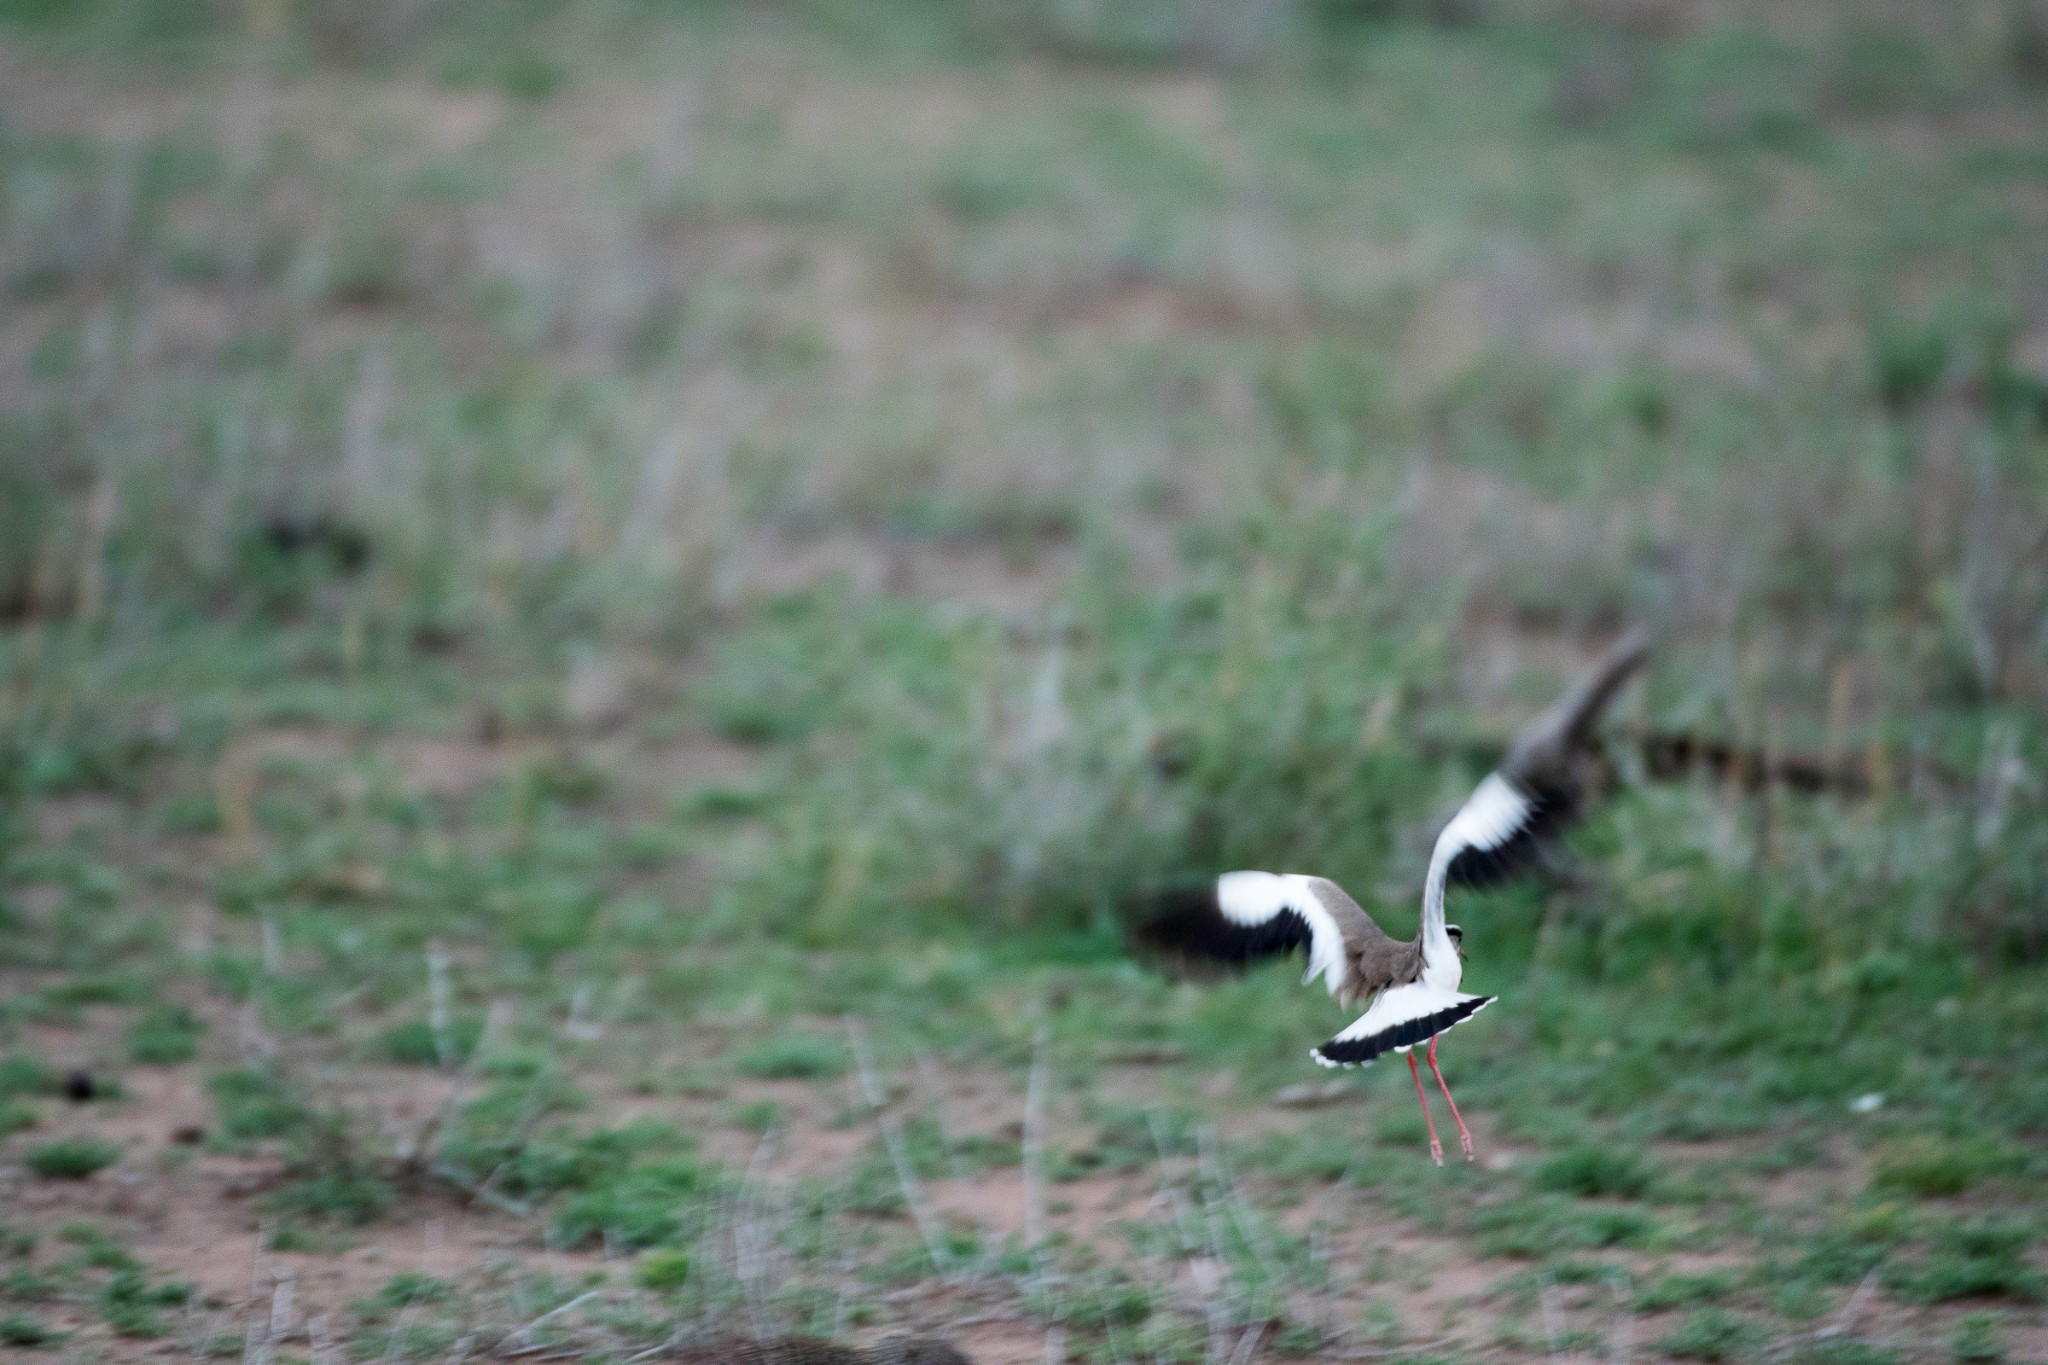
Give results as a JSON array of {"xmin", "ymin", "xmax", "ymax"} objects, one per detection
[
  {"xmin": 1426, "ymin": 1036, "xmax": 1475, "ymax": 1161},
  {"xmin": 1408, "ymin": 1051, "xmax": 1444, "ymax": 1166}
]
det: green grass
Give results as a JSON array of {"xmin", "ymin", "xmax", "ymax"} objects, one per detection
[
  {"xmin": 378, "ymin": 1015, "xmax": 484, "ymax": 1067},
  {"xmin": 24, "ymin": 1138, "xmax": 121, "ymax": 1180},
  {"xmin": 373, "ymin": 1272, "xmax": 455, "ymax": 1309},
  {"xmin": 0, "ymin": 1100, "xmax": 36, "ymax": 1137},
  {"xmin": 733, "ymin": 1031, "xmax": 848, "ymax": 1081},
  {"xmin": 1634, "ymin": 1271, "xmax": 1740, "ymax": 1313},
  {"xmin": 124, "ymin": 1004, "xmax": 205, "ymax": 1065},
  {"xmin": 1532, "ymin": 1147, "xmax": 1660, "ymax": 1200},
  {"xmin": 1869, "ymin": 1135, "xmax": 2023, "ymax": 1199},
  {"xmin": 1794, "ymin": 1343, "xmax": 1898, "ymax": 1365},
  {"xmin": 1657, "ymin": 1308, "xmax": 1769, "ymax": 1361},
  {"xmin": 635, "ymin": 1248, "xmax": 693, "ymax": 1291},
  {"xmin": 1888, "ymin": 1219, "xmax": 2044, "ymax": 1305},
  {"xmin": 94, "ymin": 1269, "xmax": 191, "ymax": 1338},
  {"xmin": 730, "ymin": 1098, "xmax": 786, "ymax": 1133},
  {"xmin": 0, "ymin": 1314, "xmax": 60, "ymax": 1348},
  {"xmin": 0, "ymin": 0, "xmax": 2046, "ymax": 1358},
  {"xmin": 0, "ymin": 1057, "xmax": 58, "ymax": 1098},
  {"xmin": 206, "ymin": 1068, "xmax": 309, "ymax": 1142},
  {"xmin": 1950, "ymin": 1312, "xmax": 2008, "ymax": 1364}
]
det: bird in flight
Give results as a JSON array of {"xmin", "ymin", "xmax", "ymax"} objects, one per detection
[
  {"xmin": 1141, "ymin": 627, "xmax": 1650, "ymax": 955},
  {"xmin": 1173, "ymin": 777, "xmax": 1519, "ymax": 1164},
  {"xmin": 1137, "ymin": 631, "xmax": 1651, "ymax": 1162}
]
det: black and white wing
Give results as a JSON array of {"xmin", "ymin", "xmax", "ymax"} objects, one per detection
[
  {"xmin": 1440, "ymin": 770, "xmax": 1569, "ymax": 888},
  {"xmin": 1310, "ymin": 984, "xmax": 1495, "ymax": 1068},
  {"xmin": 1136, "ymin": 872, "xmax": 1375, "ymax": 1001}
]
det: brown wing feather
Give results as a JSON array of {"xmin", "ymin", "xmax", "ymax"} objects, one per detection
[{"xmin": 1300, "ymin": 877, "xmax": 1420, "ymax": 1007}]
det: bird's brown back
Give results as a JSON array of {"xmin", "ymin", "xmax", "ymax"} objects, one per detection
[
  {"xmin": 669, "ymin": 1338, "xmax": 971, "ymax": 1365},
  {"xmin": 1348, "ymin": 932, "xmax": 1426, "ymax": 1006},
  {"xmin": 1300, "ymin": 877, "xmax": 1422, "ymax": 1007}
]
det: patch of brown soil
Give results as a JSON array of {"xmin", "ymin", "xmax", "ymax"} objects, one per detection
[
  {"xmin": 220, "ymin": 719, "xmax": 763, "ymax": 810},
  {"xmin": 944, "ymin": 1316, "xmax": 1048, "ymax": 1365},
  {"xmin": 670, "ymin": 1077, "xmax": 875, "ymax": 1178},
  {"xmin": 0, "ymin": 41, "xmax": 503, "ymax": 164},
  {"xmin": 927, "ymin": 1169, "xmax": 1153, "ymax": 1251},
  {"xmin": 29, "ymin": 795, "xmax": 124, "ymax": 846},
  {"xmin": 4, "ymin": 1141, "xmax": 617, "ymax": 1363}
]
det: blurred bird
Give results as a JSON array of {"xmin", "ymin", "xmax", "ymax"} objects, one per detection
[
  {"xmin": 1443, "ymin": 626, "xmax": 1650, "ymax": 887},
  {"xmin": 1147, "ymin": 795, "xmax": 1507, "ymax": 1164},
  {"xmin": 1133, "ymin": 629, "xmax": 1652, "ymax": 1163},
  {"xmin": 1137, "ymin": 628, "xmax": 1651, "ymax": 963},
  {"xmin": 1141, "ymin": 628, "xmax": 1651, "ymax": 949}
]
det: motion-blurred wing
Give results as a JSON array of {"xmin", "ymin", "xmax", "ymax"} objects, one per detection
[
  {"xmin": 1446, "ymin": 629, "xmax": 1650, "ymax": 888},
  {"xmin": 1440, "ymin": 771, "xmax": 1567, "ymax": 888},
  {"xmin": 1137, "ymin": 871, "xmax": 1373, "ymax": 1001},
  {"xmin": 1310, "ymin": 985, "xmax": 1494, "ymax": 1068}
]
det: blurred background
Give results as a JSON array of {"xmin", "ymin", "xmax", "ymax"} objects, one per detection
[{"xmin": 1, "ymin": 0, "xmax": 2045, "ymax": 1361}]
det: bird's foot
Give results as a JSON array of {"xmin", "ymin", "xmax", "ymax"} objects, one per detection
[
  {"xmin": 1459, "ymin": 1131, "xmax": 1476, "ymax": 1161},
  {"xmin": 1428, "ymin": 1137, "xmax": 1445, "ymax": 1167}
]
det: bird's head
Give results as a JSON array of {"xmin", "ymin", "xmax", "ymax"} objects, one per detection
[{"xmin": 1446, "ymin": 924, "xmax": 1465, "ymax": 962}]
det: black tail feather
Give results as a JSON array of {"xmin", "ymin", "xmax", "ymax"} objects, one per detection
[{"xmin": 1312, "ymin": 996, "xmax": 1494, "ymax": 1068}]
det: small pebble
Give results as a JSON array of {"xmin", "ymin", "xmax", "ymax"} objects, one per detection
[{"xmin": 65, "ymin": 1070, "xmax": 96, "ymax": 1102}]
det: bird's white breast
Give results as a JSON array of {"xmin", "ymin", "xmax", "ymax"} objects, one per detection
[{"xmin": 1421, "ymin": 941, "xmax": 1463, "ymax": 992}]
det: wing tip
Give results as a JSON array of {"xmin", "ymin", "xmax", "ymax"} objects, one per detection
[
  {"xmin": 1444, "ymin": 778, "xmax": 1567, "ymax": 888},
  {"xmin": 1134, "ymin": 877, "xmax": 1316, "ymax": 969}
]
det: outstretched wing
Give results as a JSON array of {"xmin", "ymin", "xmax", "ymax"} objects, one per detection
[
  {"xmin": 1440, "ymin": 771, "xmax": 1567, "ymax": 888},
  {"xmin": 1310, "ymin": 985, "xmax": 1495, "ymax": 1068},
  {"xmin": 1503, "ymin": 627, "xmax": 1651, "ymax": 781},
  {"xmin": 1137, "ymin": 872, "xmax": 1383, "ymax": 1001}
]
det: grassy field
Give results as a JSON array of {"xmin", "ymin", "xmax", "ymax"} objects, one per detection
[{"xmin": 2, "ymin": 0, "xmax": 2047, "ymax": 1360}]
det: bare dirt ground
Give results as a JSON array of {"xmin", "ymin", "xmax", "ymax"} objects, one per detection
[
  {"xmin": 4, "ymin": 969, "xmax": 2042, "ymax": 1363},
  {"xmin": 6, "ymin": 12, "xmax": 2047, "ymax": 1363}
]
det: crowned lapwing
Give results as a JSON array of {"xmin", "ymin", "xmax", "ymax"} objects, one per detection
[
  {"xmin": 1135, "ymin": 631, "xmax": 1651, "ymax": 1162},
  {"xmin": 1155, "ymin": 776, "xmax": 1519, "ymax": 1166},
  {"xmin": 1138, "ymin": 763, "xmax": 1553, "ymax": 1163},
  {"xmin": 1139, "ymin": 629, "xmax": 1649, "ymax": 959}
]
